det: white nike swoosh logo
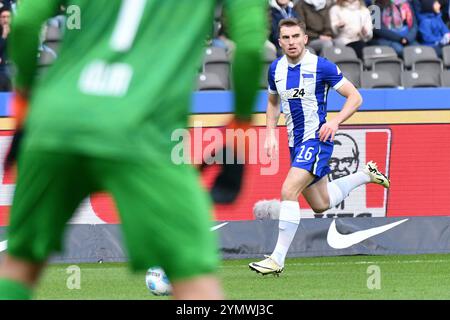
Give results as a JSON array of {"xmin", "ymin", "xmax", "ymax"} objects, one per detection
[
  {"xmin": 327, "ymin": 219, "xmax": 408, "ymax": 249},
  {"xmin": 210, "ymin": 222, "xmax": 228, "ymax": 231},
  {"xmin": 0, "ymin": 240, "xmax": 7, "ymax": 252}
]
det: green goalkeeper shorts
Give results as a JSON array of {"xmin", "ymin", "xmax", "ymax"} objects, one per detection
[{"xmin": 7, "ymin": 149, "xmax": 219, "ymax": 281}]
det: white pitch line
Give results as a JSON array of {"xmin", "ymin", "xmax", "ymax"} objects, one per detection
[
  {"xmin": 287, "ymin": 259, "xmax": 450, "ymax": 267},
  {"xmin": 220, "ymin": 259, "xmax": 450, "ymax": 268}
]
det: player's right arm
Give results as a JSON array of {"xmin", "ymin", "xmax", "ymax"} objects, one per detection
[{"xmin": 265, "ymin": 93, "xmax": 279, "ymax": 159}]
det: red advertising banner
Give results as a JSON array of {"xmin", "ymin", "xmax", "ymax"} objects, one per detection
[{"xmin": 0, "ymin": 124, "xmax": 449, "ymax": 225}]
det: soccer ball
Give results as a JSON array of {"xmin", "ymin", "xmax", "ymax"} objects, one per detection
[{"xmin": 145, "ymin": 267, "xmax": 172, "ymax": 296}]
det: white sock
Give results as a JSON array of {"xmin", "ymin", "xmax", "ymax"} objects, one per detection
[
  {"xmin": 271, "ymin": 200, "xmax": 300, "ymax": 267},
  {"xmin": 327, "ymin": 171, "xmax": 371, "ymax": 208}
]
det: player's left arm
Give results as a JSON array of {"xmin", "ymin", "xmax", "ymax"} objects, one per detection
[{"xmin": 318, "ymin": 60, "xmax": 362, "ymax": 142}]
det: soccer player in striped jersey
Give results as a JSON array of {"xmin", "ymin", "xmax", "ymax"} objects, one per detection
[
  {"xmin": 0, "ymin": 0, "xmax": 267, "ymax": 299},
  {"xmin": 249, "ymin": 18, "xmax": 390, "ymax": 276}
]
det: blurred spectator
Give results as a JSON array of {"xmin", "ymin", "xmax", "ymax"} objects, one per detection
[
  {"xmin": 0, "ymin": 0, "xmax": 14, "ymax": 11},
  {"xmin": 0, "ymin": 7, "xmax": 11, "ymax": 91},
  {"xmin": 412, "ymin": 0, "xmax": 424, "ymax": 21},
  {"xmin": 418, "ymin": 0, "xmax": 450, "ymax": 56},
  {"xmin": 371, "ymin": 0, "xmax": 418, "ymax": 57},
  {"xmin": 413, "ymin": 0, "xmax": 450, "ymax": 26},
  {"xmin": 10, "ymin": 0, "xmax": 18, "ymax": 15},
  {"xmin": 329, "ymin": 0, "xmax": 373, "ymax": 58},
  {"xmin": 269, "ymin": 0, "xmax": 300, "ymax": 55},
  {"xmin": 438, "ymin": 0, "xmax": 450, "ymax": 25},
  {"xmin": 209, "ymin": 3, "xmax": 276, "ymax": 63},
  {"xmin": 294, "ymin": 0, "xmax": 334, "ymax": 55}
]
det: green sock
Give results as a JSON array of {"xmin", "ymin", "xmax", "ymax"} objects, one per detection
[{"xmin": 0, "ymin": 278, "xmax": 32, "ymax": 300}]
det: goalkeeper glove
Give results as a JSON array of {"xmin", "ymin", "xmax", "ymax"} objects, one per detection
[
  {"xmin": 4, "ymin": 92, "xmax": 29, "ymax": 170},
  {"xmin": 200, "ymin": 117, "xmax": 252, "ymax": 204}
]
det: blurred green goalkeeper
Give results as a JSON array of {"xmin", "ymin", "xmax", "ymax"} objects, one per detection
[{"xmin": 0, "ymin": 0, "xmax": 267, "ymax": 300}]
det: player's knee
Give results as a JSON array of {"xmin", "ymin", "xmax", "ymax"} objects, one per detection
[
  {"xmin": 281, "ymin": 186, "xmax": 299, "ymax": 201},
  {"xmin": 0, "ymin": 254, "xmax": 44, "ymax": 287},
  {"xmin": 311, "ymin": 205, "xmax": 329, "ymax": 214},
  {"xmin": 310, "ymin": 197, "xmax": 331, "ymax": 213}
]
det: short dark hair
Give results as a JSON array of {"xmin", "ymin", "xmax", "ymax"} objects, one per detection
[{"xmin": 278, "ymin": 18, "xmax": 306, "ymax": 37}]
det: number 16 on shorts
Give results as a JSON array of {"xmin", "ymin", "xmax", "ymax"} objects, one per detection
[
  {"xmin": 295, "ymin": 145, "xmax": 315, "ymax": 163},
  {"xmin": 290, "ymin": 139, "xmax": 333, "ymax": 178}
]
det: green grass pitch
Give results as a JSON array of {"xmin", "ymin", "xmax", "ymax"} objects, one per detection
[{"xmin": 34, "ymin": 254, "xmax": 450, "ymax": 300}]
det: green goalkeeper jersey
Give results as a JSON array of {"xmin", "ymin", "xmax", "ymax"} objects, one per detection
[{"xmin": 10, "ymin": 0, "xmax": 267, "ymax": 161}]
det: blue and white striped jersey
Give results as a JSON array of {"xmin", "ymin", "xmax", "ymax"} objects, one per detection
[{"xmin": 268, "ymin": 50, "xmax": 346, "ymax": 147}]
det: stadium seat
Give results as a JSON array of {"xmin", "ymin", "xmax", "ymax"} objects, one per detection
[
  {"xmin": 203, "ymin": 47, "xmax": 230, "ymax": 89},
  {"xmin": 203, "ymin": 47, "xmax": 229, "ymax": 64},
  {"xmin": 371, "ymin": 59, "xmax": 404, "ymax": 86},
  {"xmin": 260, "ymin": 60, "xmax": 275, "ymax": 89},
  {"xmin": 212, "ymin": 20, "xmax": 221, "ymax": 40},
  {"xmin": 401, "ymin": 70, "xmax": 441, "ymax": 88},
  {"xmin": 412, "ymin": 60, "xmax": 443, "ymax": 85},
  {"xmin": 337, "ymin": 61, "xmax": 362, "ymax": 87},
  {"xmin": 322, "ymin": 46, "xmax": 362, "ymax": 86},
  {"xmin": 265, "ymin": 44, "xmax": 277, "ymax": 63},
  {"xmin": 361, "ymin": 70, "xmax": 400, "ymax": 88},
  {"xmin": 403, "ymin": 45, "xmax": 441, "ymax": 70},
  {"xmin": 212, "ymin": 4, "xmax": 223, "ymax": 40},
  {"xmin": 259, "ymin": 74, "xmax": 267, "ymax": 89},
  {"xmin": 362, "ymin": 45, "xmax": 398, "ymax": 69},
  {"xmin": 260, "ymin": 45, "xmax": 278, "ymax": 89},
  {"xmin": 305, "ymin": 46, "xmax": 316, "ymax": 55},
  {"xmin": 442, "ymin": 45, "xmax": 450, "ymax": 69},
  {"xmin": 197, "ymin": 73, "xmax": 227, "ymax": 91},
  {"xmin": 214, "ymin": 2, "xmax": 223, "ymax": 20},
  {"xmin": 45, "ymin": 26, "xmax": 62, "ymax": 42},
  {"xmin": 322, "ymin": 45, "xmax": 359, "ymax": 63},
  {"xmin": 38, "ymin": 50, "xmax": 57, "ymax": 66},
  {"xmin": 43, "ymin": 41, "xmax": 60, "ymax": 55},
  {"xmin": 260, "ymin": 64, "xmax": 270, "ymax": 89},
  {"xmin": 440, "ymin": 70, "xmax": 450, "ymax": 87}
]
